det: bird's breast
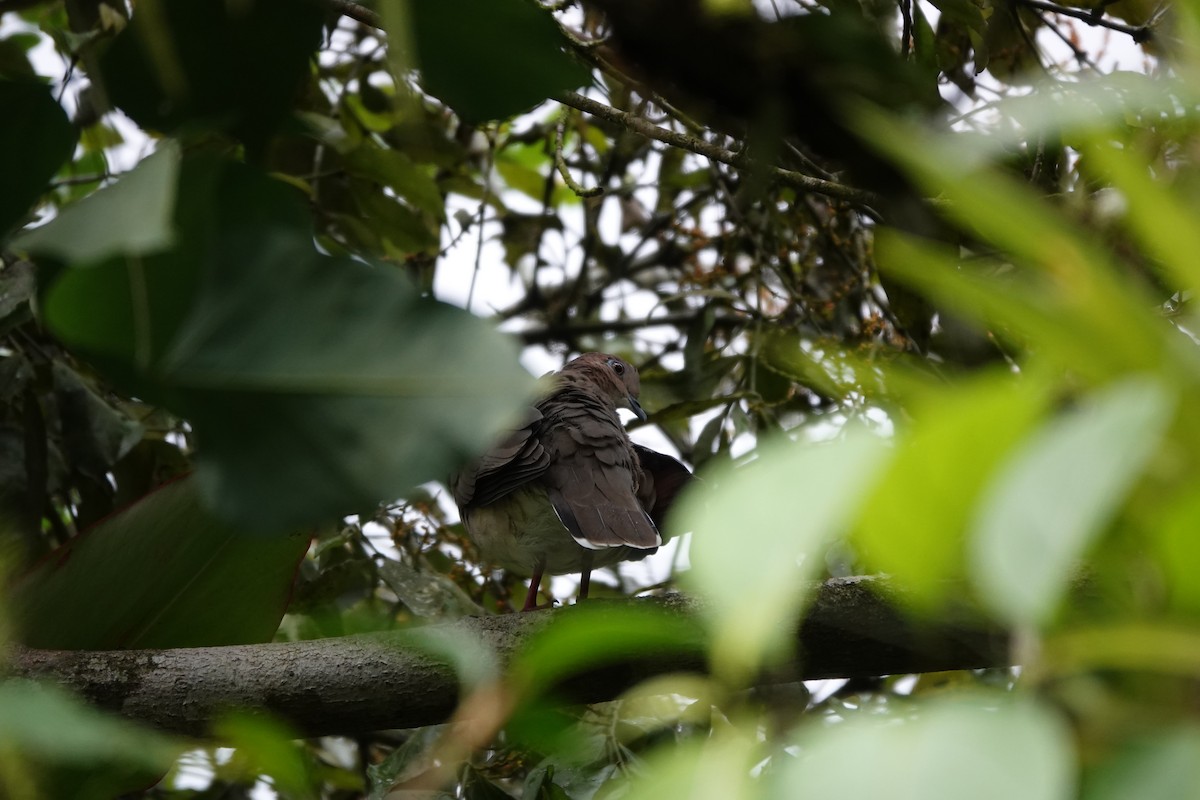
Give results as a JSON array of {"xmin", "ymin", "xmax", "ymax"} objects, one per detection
[{"xmin": 464, "ymin": 485, "xmax": 640, "ymax": 576}]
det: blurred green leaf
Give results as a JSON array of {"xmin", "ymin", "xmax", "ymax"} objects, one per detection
[
  {"xmin": 211, "ymin": 712, "xmax": 315, "ymax": 799},
  {"xmin": 780, "ymin": 694, "xmax": 1073, "ymax": 800},
  {"xmin": 511, "ymin": 603, "xmax": 705, "ymax": 694},
  {"xmin": 170, "ymin": 228, "xmax": 527, "ymax": 529},
  {"xmin": 343, "ymin": 142, "xmax": 446, "ymax": 220},
  {"xmin": 14, "ymin": 141, "xmax": 179, "ymax": 264},
  {"xmin": 876, "ymin": 230, "xmax": 1169, "ymax": 382},
  {"xmin": 0, "ymin": 79, "xmax": 77, "ymax": 239},
  {"xmin": 97, "ymin": 0, "xmax": 325, "ymax": 153},
  {"xmin": 365, "ymin": 726, "xmax": 444, "ymax": 799},
  {"xmin": 862, "ymin": 109, "xmax": 1171, "ymax": 378},
  {"xmin": 0, "ymin": 679, "xmax": 181, "ymax": 769},
  {"xmin": 1087, "ymin": 727, "xmax": 1200, "ymax": 800},
  {"xmin": 678, "ymin": 429, "xmax": 890, "ymax": 682},
  {"xmin": 924, "ymin": 0, "xmax": 990, "ymax": 36},
  {"xmin": 855, "ymin": 368, "xmax": 1052, "ymax": 606},
  {"xmin": 1043, "ymin": 623, "xmax": 1200, "ymax": 675},
  {"xmin": 38, "ymin": 156, "xmax": 533, "ymax": 531},
  {"xmin": 620, "ymin": 732, "xmax": 758, "ymax": 800},
  {"xmin": 1081, "ymin": 135, "xmax": 1200, "ymax": 293},
  {"xmin": 970, "ymin": 379, "xmax": 1173, "ymax": 627},
  {"xmin": 406, "ymin": 0, "xmax": 589, "ymax": 123},
  {"xmin": 1153, "ymin": 487, "xmax": 1200, "ymax": 617},
  {"xmin": 52, "ymin": 361, "xmax": 144, "ymax": 482},
  {"xmin": 10, "ymin": 476, "xmax": 310, "ymax": 649}
]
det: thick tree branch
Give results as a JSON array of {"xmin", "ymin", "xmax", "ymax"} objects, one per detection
[{"xmin": 7, "ymin": 578, "xmax": 1010, "ymax": 738}]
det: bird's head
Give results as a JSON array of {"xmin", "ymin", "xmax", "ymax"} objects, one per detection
[{"xmin": 559, "ymin": 352, "xmax": 647, "ymax": 421}]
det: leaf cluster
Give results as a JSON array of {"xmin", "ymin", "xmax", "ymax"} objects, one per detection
[{"xmin": 1, "ymin": 0, "xmax": 1197, "ymax": 797}]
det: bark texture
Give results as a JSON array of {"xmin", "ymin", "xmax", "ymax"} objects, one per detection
[{"xmin": 7, "ymin": 577, "xmax": 1011, "ymax": 738}]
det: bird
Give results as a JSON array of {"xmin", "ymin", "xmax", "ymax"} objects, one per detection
[{"xmin": 452, "ymin": 352, "xmax": 691, "ymax": 611}]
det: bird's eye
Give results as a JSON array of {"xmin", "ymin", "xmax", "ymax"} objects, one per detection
[{"xmin": 608, "ymin": 359, "xmax": 625, "ymax": 376}]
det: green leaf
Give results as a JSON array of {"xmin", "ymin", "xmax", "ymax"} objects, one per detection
[
  {"xmin": 353, "ymin": 186, "xmax": 441, "ymax": 255},
  {"xmin": 40, "ymin": 157, "xmax": 534, "ymax": 530},
  {"xmin": 510, "ymin": 603, "xmax": 705, "ymax": 695},
  {"xmin": 9, "ymin": 476, "xmax": 310, "ymax": 649},
  {"xmin": 365, "ymin": 726, "xmax": 444, "ymax": 799},
  {"xmin": 677, "ymin": 429, "xmax": 890, "ymax": 682},
  {"xmin": 0, "ymin": 80, "xmax": 77, "ymax": 239},
  {"xmin": 14, "ymin": 141, "xmax": 180, "ymax": 264},
  {"xmin": 1081, "ymin": 135, "xmax": 1200, "ymax": 294},
  {"xmin": 211, "ymin": 713, "xmax": 315, "ymax": 799},
  {"xmin": 620, "ymin": 733, "xmax": 759, "ymax": 800},
  {"xmin": 0, "ymin": 680, "xmax": 181, "ymax": 769},
  {"xmin": 97, "ymin": 0, "xmax": 326, "ymax": 154},
  {"xmin": 970, "ymin": 379, "xmax": 1174, "ymax": 627},
  {"xmin": 167, "ymin": 231, "xmax": 528, "ymax": 529},
  {"xmin": 407, "ymin": 0, "xmax": 590, "ymax": 122},
  {"xmin": 1088, "ymin": 727, "xmax": 1200, "ymax": 800},
  {"xmin": 780, "ymin": 695, "xmax": 1073, "ymax": 800},
  {"xmin": 875, "ymin": 230, "xmax": 1169, "ymax": 382},
  {"xmin": 1153, "ymin": 488, "xmax": 1200, "ymax": 617},
  {"xmin": 855, "ymin": 368, "xmax": 1052, "ymax": 607},
  {"xmin": 343, "ymin": 142, "xmax": 446, "ymax": 220},
  {"xmin": 860, "ymin": 109, "xmax": 1170, "ymax": 377},
  {"xmin": 51, "ymin": 362, "xmax": 144, "ymax": 482}
]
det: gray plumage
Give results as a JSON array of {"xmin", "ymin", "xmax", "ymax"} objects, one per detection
[{"xmin": 452, "ymin": 352, "xmax": 688, "ymax": 610}]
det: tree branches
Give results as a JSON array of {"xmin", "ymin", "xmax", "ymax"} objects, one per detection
[
  {"xmin": 554, "ymin": 91, "xmax": 881, "ymax": 207},
  {"xmin": 9, "ymin": 578, "xmax": 1010, "ymax": 738}
]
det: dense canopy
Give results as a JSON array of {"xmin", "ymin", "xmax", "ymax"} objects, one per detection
[{"xmin": 1, "ymin": 0, "xmax": 1198, "ymax": 797}]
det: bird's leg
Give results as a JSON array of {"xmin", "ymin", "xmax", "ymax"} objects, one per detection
[
  {"xmin": 522, "ymin": 556, "xmax": 547, "ymax": 612},
  {"xmin": 578, "ymin": 550, "xmax": 593, "ymax": 602}
]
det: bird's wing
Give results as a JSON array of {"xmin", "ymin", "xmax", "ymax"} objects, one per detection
[
  {"xmin": 452, "ymin": 406, "xmax": 551, "ymax": 510},
  {"xmin": 633, "ymin": 444, "xmax": 694, "ymax": 533},
  {"xmin": 541, "ymin": 393, "xmax": 661, "ymax": 550}
]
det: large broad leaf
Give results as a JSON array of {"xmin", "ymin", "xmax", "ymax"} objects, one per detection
[
  {"xmin": 876, "ymin": 230, "xmax": 1169, "ymax": 383},
  {"xmin": 677, "ymin": 429, "xmax": 890, "ymax": 682},
  {"xmin": 15, "ymin": 141, "xmax": 180, "ymax": 264},
  {"xmin": 862, "ymin": 110, "xmax": 1171, "ymax": 381},
  {"xmin": 97, "ymin": 0, "xmax": 325, "ymax": 154},
  {"xmin": 169, "ymin": 229, "xmax": 531, "ymax": 529},
  {"xmin": 0, "ymin": 680, "xmax": 183, "ymax": 798},
  {"xmin": 1088, "ymin": 726, "xmax": 1200, "ymax": 800},
  {"xmin": 620, "ymin": 734, "xmax": 759, "ymax": 800},
  {"xmin": 9, "ymin": 476, "xmax": 310, "ymax": 649},
  {"xmin": 404, "ymin": 0, "xmax": 590, "ymax": 122},
  {"xmin": 970, "ymin": 379, "xmax": 1173, "ymax": 627},
  {"xmin": 855, "ymin": 368, "xmax": 1051, "ymax": 608},
  {"xmin": 0, "ymin": 80, "xmax": 77, "ymax": 239},
  {"xmin": 780, "ymin": 694, "xmax": 1073, "ymax": 800},
  {"xmin": 33, "ymin": 154, "xmax": 534, "ymax": 531}
]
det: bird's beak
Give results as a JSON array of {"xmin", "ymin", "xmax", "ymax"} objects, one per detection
[{"xmin": 628, "ymin": 395, "xmax": 647, "ymax": 422}]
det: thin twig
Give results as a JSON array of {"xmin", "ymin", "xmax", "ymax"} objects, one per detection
[
  {"xmin": 555, "ymin": 119, "xmax": 605, "ymax": 198},
  {"xmin": 555, "ymin": 91, "xmax": 881, "ymax": 207},
  {"xmin": 467, "ymin": 129, "xmax": 497, "ymax": 313},
  {"xmin": 327, "ymin": 0, "xmax": 382, "ymax": 28},
  {"xmin": 1015, "ymin": 0, "xmax": 1153, "ymax": 42},
  {"xmin": 518, "ymin": 311, "xmax": 742, "ymax": 344}
]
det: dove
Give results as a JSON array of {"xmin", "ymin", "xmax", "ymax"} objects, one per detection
[{"xmin": 452, "ymin": 352, "xmax": 691, "ymax": 611}]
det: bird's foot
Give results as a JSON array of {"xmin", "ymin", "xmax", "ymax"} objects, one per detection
[{"xmin": 520, "ymin": 598, "xmax": 558, "ymax": 612}]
